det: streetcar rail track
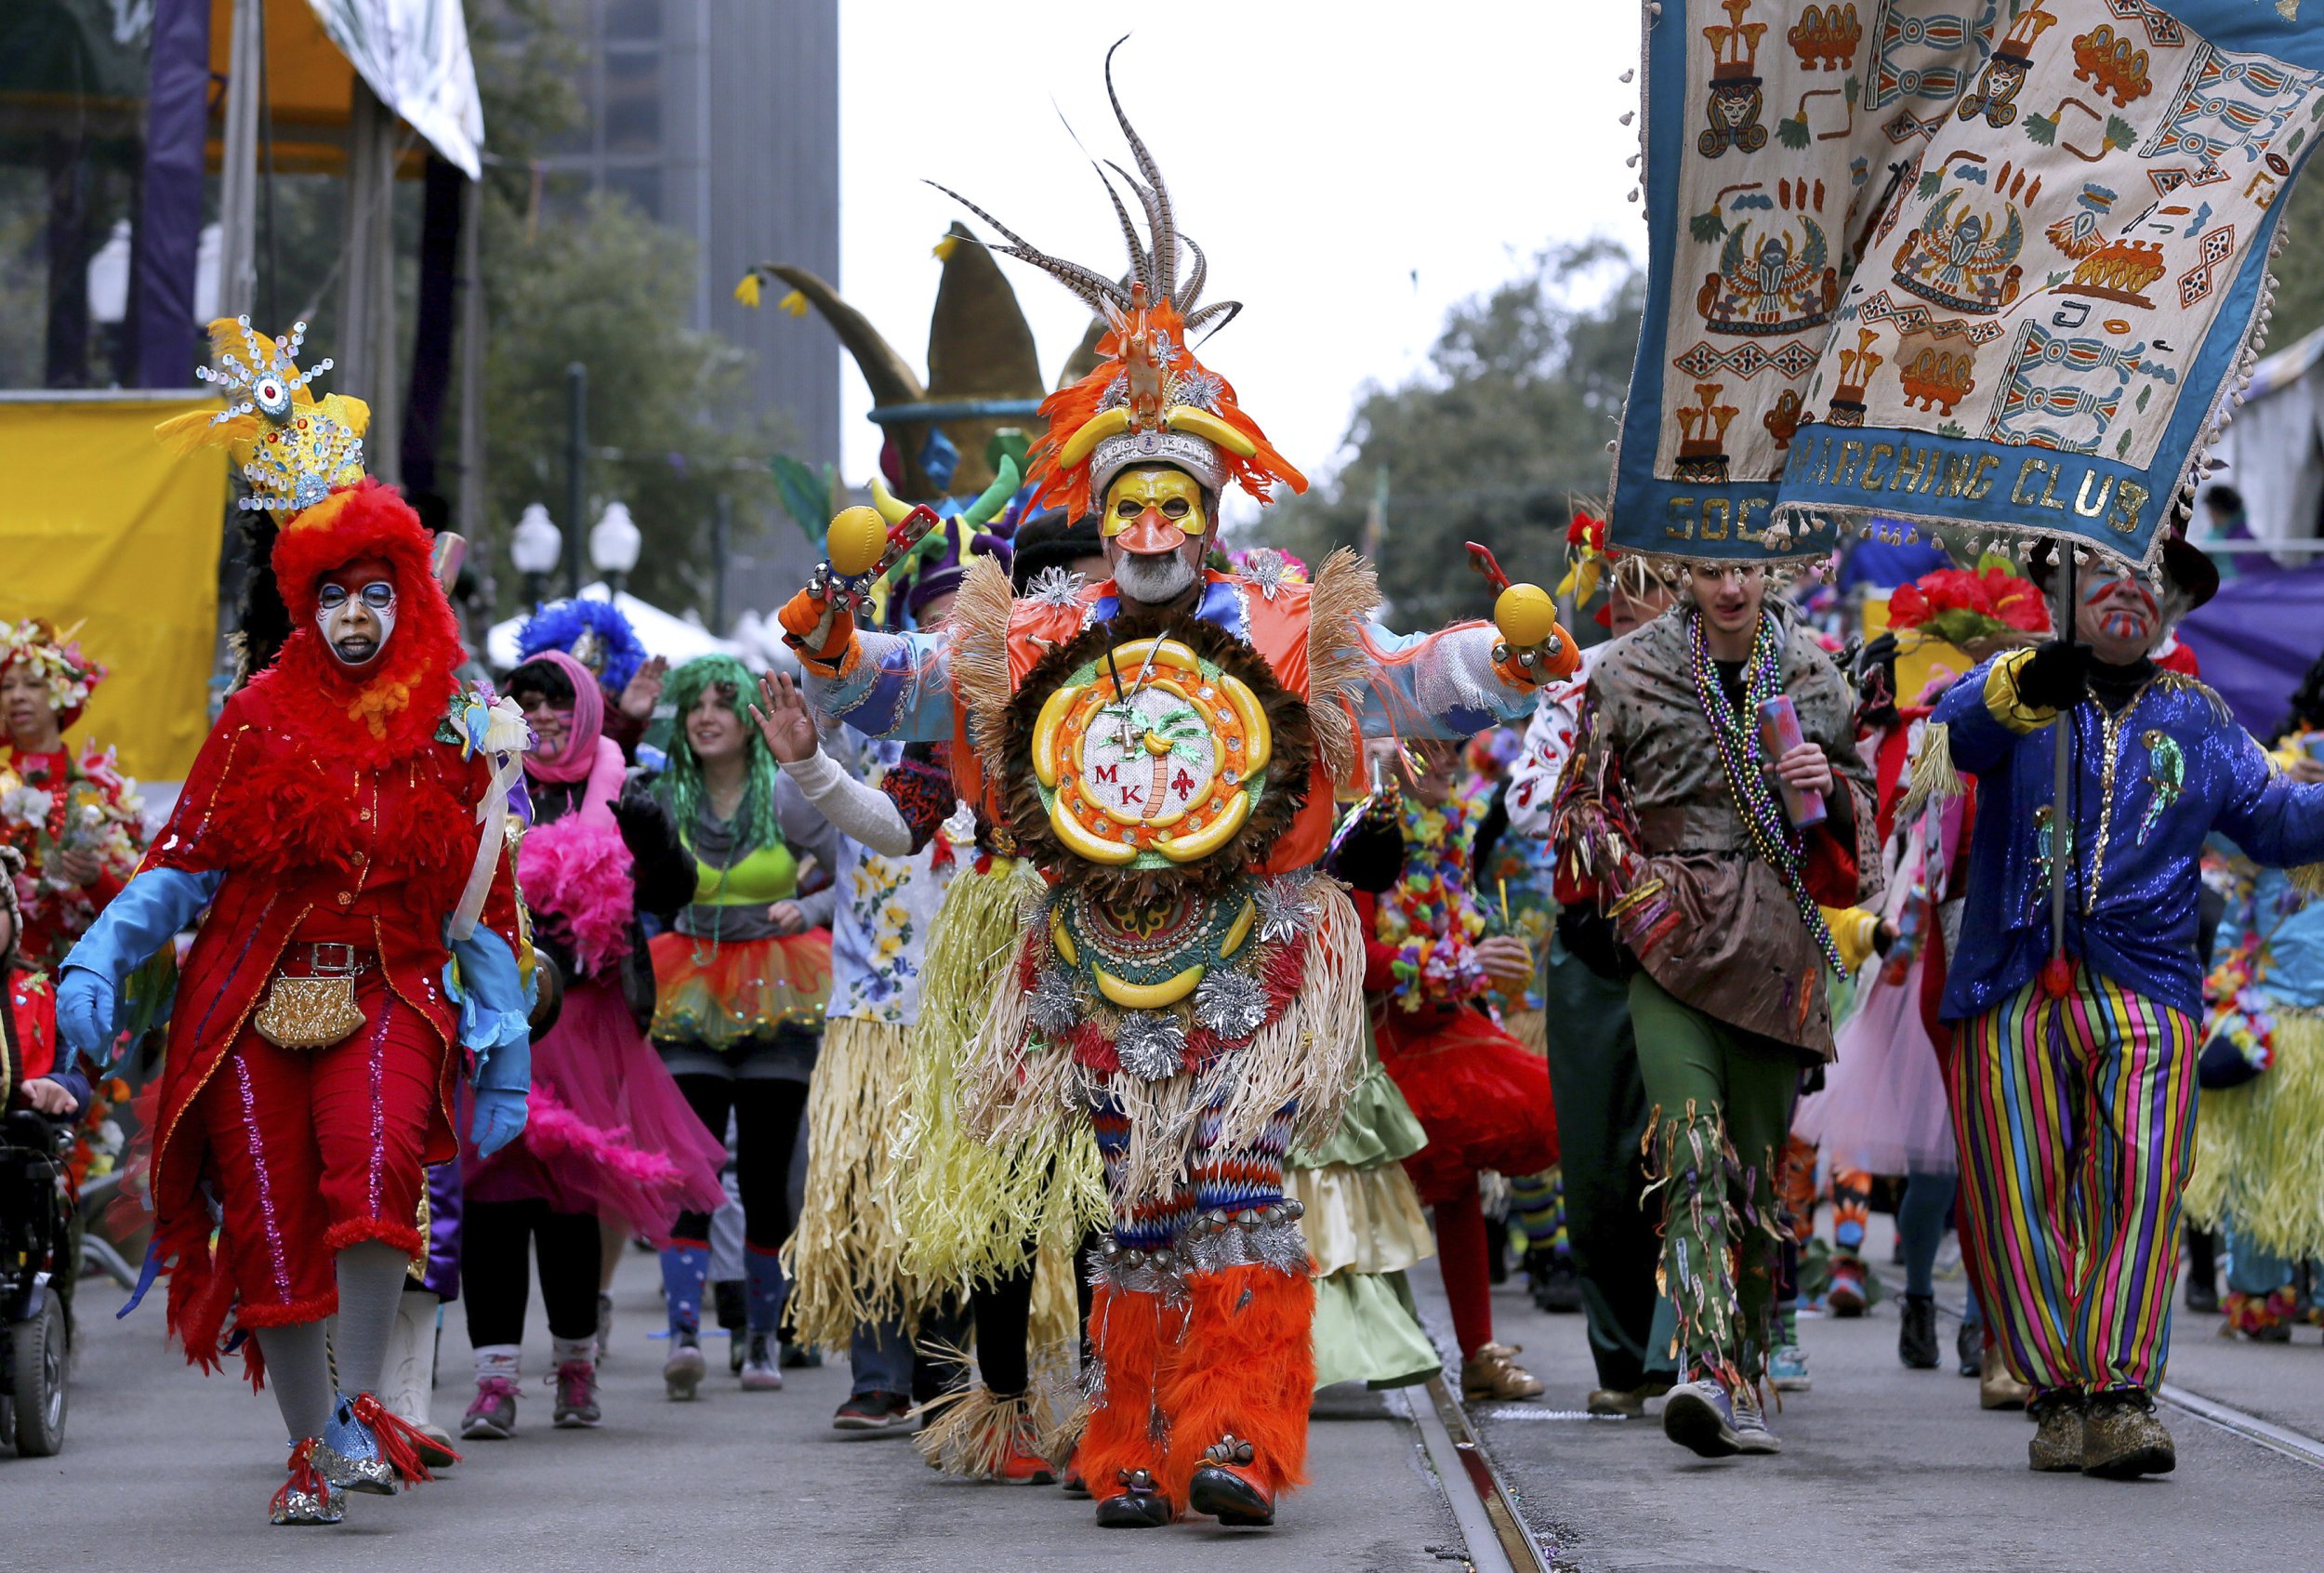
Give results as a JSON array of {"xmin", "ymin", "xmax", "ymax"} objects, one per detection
[{"xmin": 1403, "ymin": 1374, "xmax": 1554, "ymax": 1573}]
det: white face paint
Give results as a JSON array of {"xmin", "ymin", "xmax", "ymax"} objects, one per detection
[{"xmin": 316, "ymin": 577, "xmax": 397, "ymax": 669}]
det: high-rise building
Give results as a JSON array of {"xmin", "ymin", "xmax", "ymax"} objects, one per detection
[{"xmin": 537, "ymin": 0, "xmax": 838, "ymax": 606}]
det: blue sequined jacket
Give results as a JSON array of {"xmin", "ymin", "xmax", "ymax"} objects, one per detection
[{"xmin": 1936, "ymin": 652, "xmax": 2324, "ymax": 1023}]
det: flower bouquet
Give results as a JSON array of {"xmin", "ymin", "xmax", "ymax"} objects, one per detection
[{"xmin": 1886, "ymin": 561, "xmax": 2050, "ymax": 662}]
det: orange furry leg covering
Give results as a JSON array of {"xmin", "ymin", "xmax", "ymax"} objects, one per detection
[
  {"xmin": 1158, "ymin": 1263, "xmax": 1316, "ymax": 1504},
  {"xmin": 1073, "ymin": 1283, "xmax": 1173, "ymax": 1509}
]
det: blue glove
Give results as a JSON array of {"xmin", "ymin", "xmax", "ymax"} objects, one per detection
[
  {"xmin": 57, "ymin": 964, "xmax": 118, "ymax": 1065},
  {"xmin": 469, "ymin": 1033, "xmax": 530, "ymax": 1157},
  {"xmin": 56, "ymin": 866, "xmax": 218, "ymax": 1066}
]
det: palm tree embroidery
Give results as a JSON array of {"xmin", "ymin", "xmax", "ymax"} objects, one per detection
[{"xmin": 1095, "ymin": 697, "xmax": 1212, "ymax": 822}]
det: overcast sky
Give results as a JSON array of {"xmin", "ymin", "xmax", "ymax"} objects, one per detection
[{"xmin": 835, "ymin": 6, "xmax": 1645, "ymax": 516}]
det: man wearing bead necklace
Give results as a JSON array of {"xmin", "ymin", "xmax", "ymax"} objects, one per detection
[
  {"xmin": 1928, "ymin": 538, "xmax": 2324, "ymax": 1481},
  {"xmin": 1556, "ymin": 558, "xmax": 1878, "ymax": 1460}
]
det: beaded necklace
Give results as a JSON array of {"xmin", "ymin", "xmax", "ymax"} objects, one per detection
[{"xmin": 1687, "ymin": 609, "xmax": 1849, "ymax": 974}]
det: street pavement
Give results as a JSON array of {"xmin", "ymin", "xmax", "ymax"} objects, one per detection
[
  {"xmin": 1455, "ymin": 1222, "xmax": 2324, "ymax": 1573},
  {"xmin": 14, "ymin": 1223, "xmax": 2324, "ymax": 1571},
  {"xmin": 6, "ymin": 1246, "xmax": 1463, "ymax": 1573}
]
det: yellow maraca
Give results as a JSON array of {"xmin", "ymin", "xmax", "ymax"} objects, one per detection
[
  {"xmin": 1493, "ymin": 583, "xmax": 1561, "ymax": 651},
  {"xmin": 826, "ymin": 506, "xmax": 888, "ymax": 578}
]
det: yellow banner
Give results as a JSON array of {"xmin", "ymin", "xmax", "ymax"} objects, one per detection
[{"xmin": 0, "ymin": 398, "xmax": 226, "ymax": 783}]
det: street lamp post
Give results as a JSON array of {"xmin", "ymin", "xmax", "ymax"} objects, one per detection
[
  {"xmin": 510, "ymin": 501, "xmax": 562, "ymax": 606},
  {"xmin": 564, "ymin": 362, "xmax": 588, "ymax": 600},
  {"xmin": 591, "ymin": 500, "xmax": 642, "ymax": 599}
]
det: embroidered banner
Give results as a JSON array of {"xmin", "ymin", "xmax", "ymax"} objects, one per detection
[{"xmin": 1613, "ymin": 1, "xmax": 2324, "ymax": 568}]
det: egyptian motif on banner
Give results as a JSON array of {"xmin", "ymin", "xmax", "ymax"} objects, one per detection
[{"xmin": 1615, "ymin": 0, "xmax": 2324, "ymax": 568}]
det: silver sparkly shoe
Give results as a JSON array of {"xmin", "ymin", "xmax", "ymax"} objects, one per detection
[
  {"xmin": 317, "ymin": 1395, "xmax": 399, "ymax": 1496},
  {"xmin": 271, "ymin": 1439, "xmax": 346, "ymax": 1526}
]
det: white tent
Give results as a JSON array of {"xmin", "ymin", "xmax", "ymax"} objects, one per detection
[
  {"xmin": 2207, "ymin": 323, "xmax": 2324, "ymax": 554},
  {"xmin": 486, "ymin": 584, "xmax": 746, "ymax": 672}
]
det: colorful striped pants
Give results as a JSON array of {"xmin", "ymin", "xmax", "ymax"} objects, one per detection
[{"xmin": 1949, "ymin": 968, "xmax": 2199, "ymax": 1395}]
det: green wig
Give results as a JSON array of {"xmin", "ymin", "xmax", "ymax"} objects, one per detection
[{"xmin": 658, "ymin": 654, "xmax": 783, "ymax": 853}]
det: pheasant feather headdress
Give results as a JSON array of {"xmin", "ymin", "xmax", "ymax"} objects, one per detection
[{"xmin": 933, "ymin": 37, "xmax": 1304, "ymax": 522}]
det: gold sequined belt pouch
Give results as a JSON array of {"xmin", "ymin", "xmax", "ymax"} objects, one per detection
[{"xmin": 253, "ymin": 942, "xmax": 370, "ymax": 1050}]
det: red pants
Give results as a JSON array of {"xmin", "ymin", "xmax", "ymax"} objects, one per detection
[{"xmin": 195, "ymin": 972, "xmax": 448, "ymax": 1326}]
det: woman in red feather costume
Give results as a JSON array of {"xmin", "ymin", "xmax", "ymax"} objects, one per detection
[{"xmin": 57, "ymin": 320, "xmax": 535, "ymax": 1527}]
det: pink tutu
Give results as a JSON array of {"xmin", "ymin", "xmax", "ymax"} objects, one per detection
[
  {"xmin": 466, "ymin": 976, "xmax": 729, "ymax": 1234},
  {"xmin": 1793, "ymin": 951, "xmax": 1958, "ymax": 1176}
]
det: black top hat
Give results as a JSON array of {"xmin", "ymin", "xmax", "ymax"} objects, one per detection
[{"xmin": 2026, "ymin": 536, "xmax": 2219, "ymax": 613}]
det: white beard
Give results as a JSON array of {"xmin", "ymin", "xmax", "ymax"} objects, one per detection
[{"xmin": 1112, "ymin": 550, "xmax": 1197, "ymax": 606}]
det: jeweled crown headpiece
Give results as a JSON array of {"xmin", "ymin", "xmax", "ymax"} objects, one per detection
[
  {"xmin": 159, "ymin": 316, "xmax": 370, "ymax": 514},
  {"xmin": 932, "ymin": 38, "xmax": 1305, "ymax": 522}
]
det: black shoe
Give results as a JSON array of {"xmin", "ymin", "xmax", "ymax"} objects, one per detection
[
  {"xmin": 1899, "ymin": 1293, "xmax": 1940, "ymax": 1369},
  {"xmin": 831, "ymin": 1392, "xmax": 912, "ymax": 1432},
  {"xmin": 2184, "ymin": 1278, "xmax": 2220, "ymax": 1315},
  {"xmin": 1188, "ymin": 1463, "xmax": 1274, "ymax": 1527},
  {"xmin": 1956, "ymin": 1317, "xmax": 1981, "ymax": 1378},
  {"xmin": 780, "ymin": 1341, "xmax": 821, "ymax": 1369},
  {"xmin": 1095, "ymin": 1469, "xmax": 1172, "ymax": 1528},
  {"xmin": 1527, "ymin": 1254, "xmax": 1584, "ymax": 1315}
]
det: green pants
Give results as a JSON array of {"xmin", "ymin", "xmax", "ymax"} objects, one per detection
[
  {"xmin": 1540, "ymin": 944, "xmax": 1662, "ymax": 1392},
  {"xmin": 1628, "ymin": 972, "xmax": 1803, "ymax": 1388}
]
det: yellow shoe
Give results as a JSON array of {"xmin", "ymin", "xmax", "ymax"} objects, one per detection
[
  {"xmin": 1980, "ymin": 1346, "xmax": 2032, "ymax": 1411},
  {"xmin": 1461, "ymin": 1342, "xmax": 1545, "ymax": 1402}
]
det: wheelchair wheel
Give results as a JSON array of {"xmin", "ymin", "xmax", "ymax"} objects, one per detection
[{"xmin": 5, "ymin": 1287, "xmax": 67, "ymax": 1457}]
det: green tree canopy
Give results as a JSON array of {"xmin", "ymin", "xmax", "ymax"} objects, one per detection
[{"xmin": 1251, "ymin": 242, "xmax": 1643, "ymax": 631}]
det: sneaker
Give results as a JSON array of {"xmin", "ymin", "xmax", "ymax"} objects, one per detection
[
  {"xmin": 1460, "ymin": 1342, "xmax": 1546, "ymax": 1402},
  {"xmin": 664, "ymin": 1331, "xmax": 707, "ymax": 1401},
  {"xmin": 1767, "ymin": 1343, "xmax": 1812, "ymax": 1393},
  {"xmin": 461, "ymin": 1374, "xmax": 521, "ymax": 1440},
  {"xmin": 2082, "ymin": 1388, "xmax": 2174, "ymax": 1479},
  {"xmin": 552, "ymin": 1361, "xmax": 602, "ymax": 1428},
  {"xmin": 2027, "ymin": 1391, "xmax": 2085, "ymax": 1472},
  {"xmin": 780, "ymin": 1340, "xmax": 822, "ymax": 1369},
  {"xmin": 832, "ymin": 1391, "xmax": 912, "ymax": 1432},
  {"xmin": 1827, "ymin": 1259, "xmax": 1868, "ymax": 1318},
  {"xmin": 1731, "ymin": 1395, "xmax": 1782, "ymax": 1455},
  {"xmin": 739, "ymin": 1332, "xmax": 785, "ymax": 1391},
  {"xmin": 995, "ymin": 1417, "xmax": 1058, "ymax": 1485},
  {"xmin": 595, "ymin": 1293, "xmax": 614, "ymax": 1363},
  {"xmin": 1957, "ymin": 1318, "xmax": 1982, "ymax": 1378},
  {"xmin": 1661, "ymin": 1380, "xmax": 1742, "ymax": 1459},
  {"xmin": 1899, "ymin": 1293, "xmax": 1939, "ymax": 1369}
]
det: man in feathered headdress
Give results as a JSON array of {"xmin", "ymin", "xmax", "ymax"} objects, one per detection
[
  {"xmin": 776, "ymin": 44, "xmax": 1576, "ymax": 1533},
  {"xmin": 55, "ymin": 319, "xmax": 535, "ymax": 1527}
]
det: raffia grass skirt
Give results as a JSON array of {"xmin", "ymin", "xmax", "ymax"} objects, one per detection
[
  {"xmin": 778, "ymin": 1015, "xmax": 936, "ymax": 1351},
  {"xmin": 896, "ymin": 858, "xmax": 1107, "ymax": 1344},
  {"xmin": 2186, "ymin": 1008, "xmax": 2324, "ymax": 1262}
]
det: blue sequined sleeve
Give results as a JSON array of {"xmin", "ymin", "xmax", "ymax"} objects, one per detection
[{"xmin": 2214, "ymin": 724, "xmax": 2324, "ymax": 872}]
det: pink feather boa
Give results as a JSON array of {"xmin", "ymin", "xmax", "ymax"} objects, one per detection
[
  {"xmin": 518, "ymin": 812, "xmax": 635, "ymax": 976},
  {"xmin": 521, "ymin": 1081, "xmax": 686, "ymax": 1194}
]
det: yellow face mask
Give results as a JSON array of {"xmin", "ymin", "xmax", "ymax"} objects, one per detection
[{"xmin": 1102, "ymin": 466, "xmax": 1210, "ymax": 542}]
